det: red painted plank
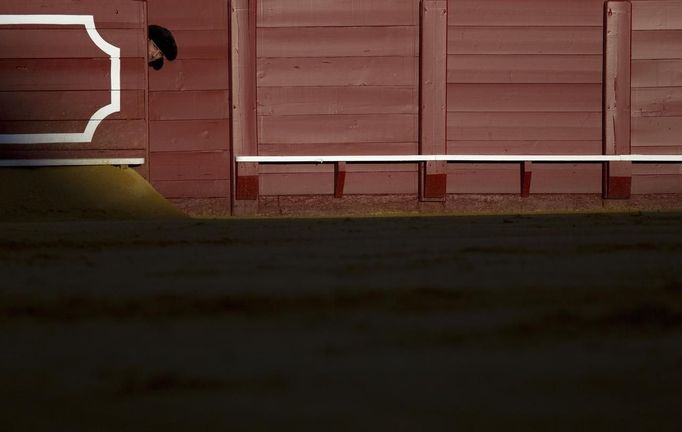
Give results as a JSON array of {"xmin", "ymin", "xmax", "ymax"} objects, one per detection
[
  {"xmin": 150, "ymin": 120, "xmax": 231, "ymax": 152},
  {"xmin": 0, "ymin": 58, "xmax": 146, "ymax": 91},
  {"xmin": 632, "ymin": 116, "xmax": 682, "ymax": 146},
  {"xmin": 0, "ymin": 29, "xmax": 145, "ymax": 59},
  {"xmin": 258, "ymin": 114, "xmax": 418, "ymax": 144},
  {"xmin": 446, "ymin": 163, "xmax": 518, "ymax": 193},
  {"xmin": 167, "ymin": 30, "xmax": 230, "ymax": 59},
  {"xmin": 447, "ymin": 54, "xmax": 602, "ymax": 84},
  {"xmin": 532, "ymin": 164, "xmax": 602, "ymax": 193},
  {"xmin": 632, "ymin": 59, "xmax": 682, "ymax": 87},
  {"xmin": 258, "ymin": 26, "xmax": 418, "ymax": 58},
  {"xmin": 257, "ymin": 86, "xmax": 417, "ymax": 116},
  {"xmin": 258, "ymin": 0, "xmax": 418, "ymax": 27},
  {"xmin": 148, "ymin": 58, "xmax": 230, "ymax": 91},
  {"xmin": 147, "ymin": 0, "xmax": 228, "ymax": 30},
  {"xmin": 446, "ymin": 83, "xmax": 601, "ymax": 112},
  {"xmin": 632, "ymin": 87, "xmax": 682, "ymax": 117},
  {"xmin": 448, "ymin": 0, "xmax": 605, "ymax": 27},
  {"xmin": 632, "ymin": 175, "xmax": 682, "ymax": 193},
  {"xmin": 257, "ymin": 57, "xmax": 418, "ymax": 87},
  {"xmin": 149, "ymin": 91, "xmax": 230, "ymax": 120},
  {"xmin": 448, "ymin": 26, "xmax": 602, "ymax": 55},
  {"xmin": 447, "ymin": 140, "xmax": 602, "ymax": 155},
  {"xmin": 632, "ymin": 30, "xmax": 682, "ymax": 60},
  {"xmin": 150, "ymin": 151, "xmax": 230, "ymax": 181},
  {"xmin": 0, "ymin": 0, "xmax": 145, "ymax": 28},
  {"xmin": 632, "ymin": 0, "xmax": 682, "ymax": 30},
  {"xmin": 0, "ymin": 90, "xmax": 144, "ymax": 121},
  {"xmin": 153, "ymin": 179, "xmax": 230, "ymax": 198},
  {"xmin": 258, "ymin": 142, "xmax": 419, "ymax": 156}
]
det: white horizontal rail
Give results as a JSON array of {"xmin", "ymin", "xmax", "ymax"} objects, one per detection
[
  {"xmin": 0, "ymin": 158, "xmax": 144, "ymax": 167},
  {"xmin": 237, "ymin": 155, "xmax": 682, "ymax": 163}
]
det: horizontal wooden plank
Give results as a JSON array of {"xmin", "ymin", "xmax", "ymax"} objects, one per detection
[
  {"xmin": 153, "ymin": 179, "xmax": 230, "ymax": 198},
  {"xmin": 258, "ymin": 142, "xmax": 419, "ymax": 156},
  {"xmin": 632, "ymin": 87, "xmax": 682, "ymax": 117},
  {"xmin": 632, "ymin": 116, "xmax": 682, "ymax": 147},
  {"xmin": 632, "ymin": 1, "xmax": 682, "ymax": 30},
  {"xmin": 632, "ymin": 30, "xmax": 682, "ymax": 60},
  {"xmin": 0, "ymin": 58, "xmax": 145, "ymax": 91},
  {"xmin": 150, "ymin": 120, "xmax": 231, "ymax": 152},
  {"xmin": 150, "ymin": 151, "xmax": 231, "ymax": 181},
  {"xmin": 258, "ymin": 57, "xmax": 418, "ymax": 87},
  {"xmin": 0, "ymin": 90, "xmax": 144, "ymax": 121},
  {"xmin": 447, "ymin": 140, "xmax": 602, "ymax": 155},
  {"xmin": 447, "ymin": 55, "xmax": 602, "ymax": 84},
  {"xmin": 632, "ymin": 59, "xmax": 682, "ymax": 87},
  {"xmin": 447, "ymin": 83, "xmax": 601, "ymax": 112},
  {"xmin": 531, "ymin": 163, "xmax": 601, "ymax": 193},
  {"xmin": 447, "ymin": 164, "xmax": 518, "ymax": 193},
  {"xmin": 259, "ymin": 163, "xmax": 417, "ymax": 174},
  {"xmin": 148, "ymin": 0, "xmax": 228, "ymax": 30},
  {"xmin": 448, "ymin": 0, "xmax": 604, "ymax": 27},
  {"xmin": 0, "ymin": 0, "xmax": 145, "ymax": 28},
  {"xmin": 258, "ymin": 0, "xmax": 418, "ymax": 27},
  {"xmin": 169, "ymin": 30, "xmax": 229, "ymax": 59},
  {"xmin": 149, "ymin": 58, "xmax": 230, "ymax": 91},
  {"xmin": 447, "ymin": 112, "xmax": 602, "ymax": 141},
  {"xmin": 632, "ymin": 163, "xmax": 682, "ymax": 175},
  {"xmin": 261, "ymin": 171, "xmax": 418, "ymax": 195},
  {"xmin": 258, "ymin": 114, "xmax": 418, "ymax": 144},
  {"xmin": 0, "ymin": 29, "xmax": 145, "ymax": 59},
  {"xmin": 258, "ymin": 86, "xmax": 417, "ymax": 116},
  {"xmin": 0, "ymin": 119, "xmax": 146, "ymax": 149},
  {"xmin": 149, "ymin": 91, "xmax": 230, "ymax": 120},
  {"xmin": 448, "ymin": 26, "xmax": 602, "ymax": 55},
  {"xmin": 632, "ymin": 175, "xmax": 682, "ymax": 193},
  {"xmin": 258, "ymin": 26, "xmax": 418, "ymax": 58}
]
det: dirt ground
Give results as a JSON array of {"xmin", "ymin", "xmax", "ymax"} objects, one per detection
[{"xmin": 1, "ymin": 213, "xmax": 682, "ymax": 431}]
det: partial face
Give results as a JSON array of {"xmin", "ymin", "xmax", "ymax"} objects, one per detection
[{"xmin": 148, "ymin": 39, "xmax": 163, "ymax": 62}]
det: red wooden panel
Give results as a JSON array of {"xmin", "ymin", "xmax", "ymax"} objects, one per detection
[
  {"xmin": 0, "ymin": 120, "xmax": 146, "ymax": 149},
  {"xmin": 632, "ymin": 175, "xmax": 682, "ymax": 193},
  {"xmin": 259, "ymin": 163, "xmax": 416, "ymax": 174},
  {"xmin": 258, "ymin": 0, "xmax": 418, "ymax": 27},
  {"xmin": 632, "ymin": 1, "xmax": 682, "ymax": 30},
  {"xmin": 149, "ymin": 91, "xmax": 230, "ymax": 120},
  {"xmin": 150, "ymin": 151, "xmax": 230, "ymax": 181},
  {"xmin": 447, "ymin": 26, "xmax": 602, "ymax": 55},
  {"xmin": 257, "ymin": 57, "xmax": 418, "ymax": 87},
  {"xmin": 258, "ymin": 142, "xmax": 418, "ymax": 156},
  {"xmin": 168, "ymin": 30, "xmax": 229, "ymax": 59},
  {"xmin": 632, "ymin": 87, "xmax": 682, "ymax": 117},
  {"xmin": 150, "ymin": 120, "xmax": 231, "ymax": 152},
  {"xmin": 147, "ymin": 0, "xmax": 228, "ymax": 30},
  {"xmin": 446, "ymin": 83, "xmax": 601, "ymax": 112},
  {"xmin": 257, "ymin": 87, "xmax": 417, "ymax": 116},
  {"xmin": 628, "ymin": 145, "xmax": 682, "ymax": 154},
  {"xmin": 0, "ymin": 58, "xmax": 146, "ymax": 91},
  {"xmin": 446, "ymin": 164, "xmax": 518, "ymax": 193},
  {"xmin": 532, "ymin": 164, "xmax": 602, "ymax": 193},
  {"xmin": 632, "ymin": 163, "xmax": 682, "ymax": 175},
  {"xmin": 258, "ymin": 114, "xmax": 418, "ymax": 144},
  {"xmin": 148, "ymin": 58, "xmax": 230, "ymax": 91},
  {"xmin": 153, "ymin": 179, "xmax": 230, "ymax": 198},
  {"xmin": 0, "ymin": 29, "xmax": 145, "ymax": 59},
  {"xmin": 448, "ymin": 0, "xmax": 604, "ymax": 27},
  {"xmin": 447, "ymin": 140, "xmax": 602, "ymax": 155},
  {"xmin": 0, "ymin": 0, "xmax": 145, "ymax": 28},
  {"xmin": 632, "ymin": 59, "xmax": 682, "ymax": 87},
  {"xmin": 447, "ymin": 112, "xmax": 602, "ymax": 141},
  {"xmin": 632, "ymin": 116, "xmax": 682, "ymax": 146},
  {"xmin": 632, "ymin": 30, "xmax": 682, "ymax": 60},
  {"xmin": 0, "ymin": 90, "xmax": 144, "ymax": 121},
  {"xmin": 447, "ymin": 55, "xmax": 602, "ymax": 84},
  {"xmin": 258, "ymin": 26, "xmax": 418, "ymax": 58}
]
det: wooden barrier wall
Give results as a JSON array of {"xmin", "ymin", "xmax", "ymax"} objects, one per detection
[
  {"xmin": 631, "ymin": 0, "xmax": 682, "ymax": 193},
  {"xmin": 0, "ymin": 0, "xmax": 148, "ymax": 175},
  {"xmin": 256, "ymin": 0, "xmax": 421, "ymax": 196},
  {"xmin": 146, "ymin": 0, "xmax": 232, "ymax": 212}
]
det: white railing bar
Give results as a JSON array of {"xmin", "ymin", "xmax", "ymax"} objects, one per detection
[
  {"xmin": 237, "ymin": 154, "xmax": 682, "ymax": 163},
  {"xmin": 0, "ymin": 158, "xmax": 145, "ymax": 167}
]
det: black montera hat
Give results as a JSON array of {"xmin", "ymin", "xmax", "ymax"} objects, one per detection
[{"xmin": 148, "ymin": 25, "xmax": 177, "ymax": 70}]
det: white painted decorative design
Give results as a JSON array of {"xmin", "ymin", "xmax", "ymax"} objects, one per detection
[{"xmin": 0, "ymin": 15, "xmax": 121, "ymax": 144}]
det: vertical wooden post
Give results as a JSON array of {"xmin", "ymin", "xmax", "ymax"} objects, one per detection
[
  {"xmin": 603, "ymin": 1, "xmax": 632, "ymax": 199},
  {"xmin": 420, "ymin": 0, "xmax": 448, "ymax": 201},
  {"xmin": 334, "ymin": 162, "xmax": 347, "ymax": 198},
  {"xmin": 231, "ymin": 0, "xmax": 259, "ymax": 204},
  {"xmin": 521, "ymin": 161, "xmax": 533, "ymax": 198}
]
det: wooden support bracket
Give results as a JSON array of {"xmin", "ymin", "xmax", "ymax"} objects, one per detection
[
  {"xmin": 521, "ymin": 161, "xmax": 533, "ymax": 198},
  {"xmin": 236, "ymin": 162, "xmax": 259, "ymax": 201},
  {"xmin": 334, "ymin": 162, "xmax": 347, "ymax": 198}
]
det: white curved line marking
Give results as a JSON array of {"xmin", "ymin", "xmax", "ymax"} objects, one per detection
[{"xmin": 0, "ymin": 15, "xmax": 121, "ymax": 144}]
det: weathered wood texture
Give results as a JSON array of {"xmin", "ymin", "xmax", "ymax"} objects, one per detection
[
  {"xmin": 631, "ymin": 0, "xmax": 682, "ymax": 193},
  {"xmin": 447, "ymin": 0, "xmax": 606, "ymax": 193},
  {"xmin": 0, "ymin": 0, "xmax": 147, "ymax": 166},
  {"xmin": 256, "ymin": 0, "xmax": 420, "ymax": 196},
  {"xmin": 147, "ymin": 0, "xmax": 232, "ymax": 200}
]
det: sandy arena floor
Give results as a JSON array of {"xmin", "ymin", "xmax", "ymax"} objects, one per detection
[{"xmin": 1, "ymin": 213, "xmax": 681, "ymax": 431}]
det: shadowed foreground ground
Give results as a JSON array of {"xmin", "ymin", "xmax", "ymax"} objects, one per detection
[{"xmin": 1, "ymin": 213, "xmax": 681, "ymax": 431}]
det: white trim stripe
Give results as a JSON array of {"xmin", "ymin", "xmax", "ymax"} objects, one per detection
[
  {"xmin": 237, "ymin": 155, "xmax": 682, "ymax": 163},
  {"xmin": 0, "ymin": 158, "xmax": 144, "ymax": 167},
  {"xmin": 0, "ymin": 15, "xmax": 121, "ymax": 145}
]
